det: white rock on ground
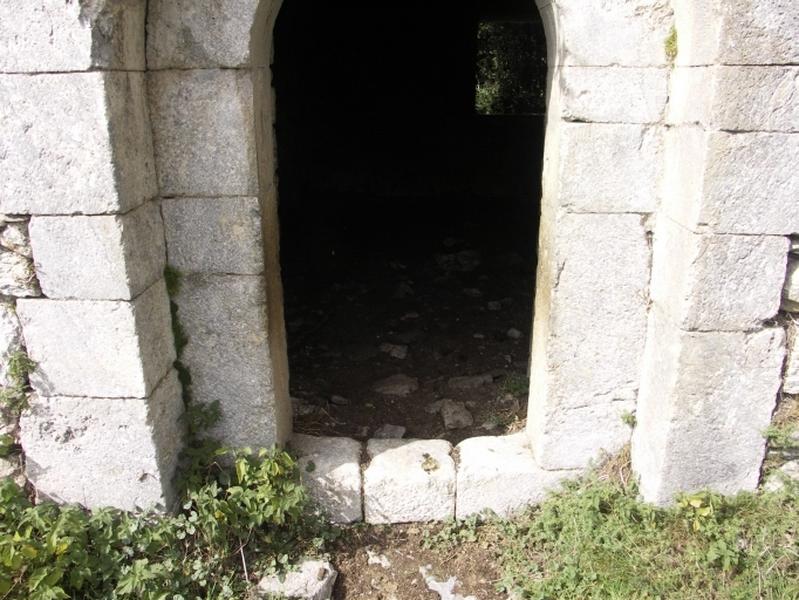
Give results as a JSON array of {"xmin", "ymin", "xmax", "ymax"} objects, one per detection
[
  {"xmin": 372, "ymin": 374, "xmax": 418, "ymax": 396},
  {"xmin": 440, "ymin": 399, "xmax": 473, "ymax": 430},
  {"xmin": 447, "ymin": 374, "xmax": 492, "ymax": 390},
  {"xmin": 456, "ymin": 434, "xmax": 575, "ymax": 519},
  {"xmin": 419, "ymin": 566, "xmax": 477, "ymax": 600},
  {"xmin": 255, "ymin": 560, "xmax": 337, "ymax": 600},
  {"xmin": 364, "ymin": 439, "xmax": 455, "ymax": 523},
  {"xmin": 379, "ymin": 343, "xmax": 409, "ymax": 360},
  {"xmin": 289, "ymin": 434, "xmax": 363, "ymax": 524}
]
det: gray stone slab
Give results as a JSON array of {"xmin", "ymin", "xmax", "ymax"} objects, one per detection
[
  {"xmin": 0, "ymin": 0, "xmax": 145, "ymax": 72},
  {"xmin": 0, "ymin": 72, "xmax": 156, "ymax": 216},
  {"xmin": 456, "ymin": 434, "xmax": 574, "ymax": 519},
  {"xmin": 17, "ymin": 280, "xmax": 175, "ymax": 398},
  {"xmin": 148, "ymin": 69, "xmax": 257, "ymax": 197},
  {"xmin": 162, "ymin": 197, "xmax": 264, "ymax": 274},
  {"xmin": 30, "ymin": 202, "xmax": 165, "ymax": 300},
  {"xmin": 290, "ymin": 434, "xmax": 363, "ymax": 523},
  {"xmin": 147, "ymin": 0, "xmax": 260, "ymax": 69},
  {"xmin": 20, "ymin": 370, "xmax": 184, "ymax": 511},
  {"xmin": 175, "ymin": 273, "xmax": 289, "ymax": 449},
  {"xmin": 632, "ymin": 308, "xmax": 785, "ymax": 505},
  {"xmin": 364, "ymin": 439, "xmax": 455, "ymax": 523}
]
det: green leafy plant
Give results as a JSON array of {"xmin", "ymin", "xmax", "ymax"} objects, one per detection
[
  {"xmin": 423, "ymin": 514, "xmax": 482, "ymax": 550},
  {"xmin": 0, "ymin": 447, "xmax": 334, "ymax": 599},
  {"xmin": 0, "ymin": 350, "xmax": 35, "ymax": 415}
]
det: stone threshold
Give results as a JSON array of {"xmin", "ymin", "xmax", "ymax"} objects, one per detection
[{"xmin": 289, "ymin": 432, "xmax": 579, "ymax": 524}]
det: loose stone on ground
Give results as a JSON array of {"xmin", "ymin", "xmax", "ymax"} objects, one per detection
[
  {"xmin": 255, "ymin": 560, "xmax": 337, "ymax": 600},
  {"xmin": 440, "ymin": 399, "xmax": 474, "ymax": 430},
  {"xmin": 372, "ymin": 374, "xmax": 419, "ymax": 396},
  {"xmin": 448, "ymin": 374, "xmax": 493, "ymax": 390}
]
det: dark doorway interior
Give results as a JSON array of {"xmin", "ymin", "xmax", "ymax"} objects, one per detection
[{"xmin": 273, "ymin": 0, "xmax": 547, "ymax": 443}]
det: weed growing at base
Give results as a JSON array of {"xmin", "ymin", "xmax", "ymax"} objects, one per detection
[
  {"xmin": 497, "ymin": 475, "xmax": 799, "ymax": 599},
  {"xmin": 0, "ymin": 447, "xmax": 336, "ymax": 599}
]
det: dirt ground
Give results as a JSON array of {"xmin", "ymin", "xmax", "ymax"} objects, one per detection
[
  {"xmin": 330, "ymin": 521, "xmax": 507, "ymax": 600},
  {"xmin": 283, "ymin": 213, "xmax": 536, "ymax": 444}
]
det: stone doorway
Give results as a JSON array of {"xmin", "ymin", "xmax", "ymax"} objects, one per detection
[{"xmin": 273, "ymin": 0, "xmax": 547, "ymax": 443}]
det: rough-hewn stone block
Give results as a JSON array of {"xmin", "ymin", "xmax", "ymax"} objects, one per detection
[
  {"xmin": 0, "ymin": 0, "xmax": 145, "ymax": 72},
  {"xmin": 651, "ymin": 218, "xmax": 788, "ymax": 331},
  {"xmin": 17, "ymin": 280, "xmax": 175, "ymax": 398},
  {"xmin": 528, "ymin": 213, "xmax": 650, "ymax": 470},
  {"xmin": 0, "ymin": 301, "xmax": 22, "ymax": 388},
  {"xmin": 456, "ymin": 434, "xmax": 574, "ymax": 519},
  {"xmin": 556, "ymin": 1, "xmax": 673, "ymax": 67},
  {"xmin": 669, "ymin": 67, "xmax": 799, "ymax": 132},
  {"xmin": 632, "ymin": 308, "xmax": 785, "ymax": 505},
  {"xmin": 30, "ymin": 203, "xmax": 165, "ymax": 301},
  {"xmin": 148, "ymin": 70, "xmax": 257, "ymax": 197},
  {"xmin": 364, "ymin": 439, "xmax": 455, "ymax": 524},
  {"xmin": 663, "ymin": 129, "xmax": 799, "ymax": 235},
  {"xmin": 784, "ymin": 319, "xmax": 799, "ymax": 395},
  {"xmin": 556, "ymin": 122, "xmax": 661, "ymax": 213},
  {"xmin": 147, "ymin": 0, "xmax": 260, "ymax": 69},
  {"xmin": 162, "ymin": 197, "xmax": 264, "ymax": 274},
  {"xmin": 20, "ymin": 370, "xmax": 183, "ymax": 511},
  {"xmin": 0, "ymin": 72, "xmax": 156, "ymax": 215},
  {"xmin": 290, "ymin": 434, "xmax": 362, "ymax": 523},
  {"xmin": 783, "ymin": 257, "xmax": 799, "ymax": 312},
  {"xmin": 558, "ymin": 67, "xmax": 668, "ymax": 124},
  {"xmin": 175, "ymin": 274, "xmax": 290, "ymax": 449},
  {"xmin": 674, "ymin": 0, "xmax": 799, "ymax": 66},
  {"xmin": 0, "ymin": 251, "xmax": 39, "ymax": 297}
]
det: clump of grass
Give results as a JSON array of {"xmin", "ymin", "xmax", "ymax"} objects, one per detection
[
  {"xmin": 665, "ymin": 25, "xmax": 678, "ymax": 64},
  {"xmin": 500, "ymin": 373, "xmax": 529, "ymax": 397},
  {"xmin": 497, "ymin": 457, "xmax": 799, "ymax": 599}
]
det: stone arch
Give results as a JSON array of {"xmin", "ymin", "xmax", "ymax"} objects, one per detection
[{"xmin": 6, "ymin": 0, "xmax": 795, "ymax": 514}]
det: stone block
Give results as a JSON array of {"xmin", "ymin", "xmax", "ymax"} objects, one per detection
[
  {"xmin": 0, "ymin": 302, "xmax": 22, "ymax": 388},
  {"xmin": 0, "ymin": 251, "xmax": 39, "ymax": 297},
  {"xmin": 632, "ymin": 308, "xmax": 785, "ymax": 505},
  {"xmin": 663, "ymin": 129, "xmax": 799, "ymax": 235},
  {"xmin": 175, "ymin": 274, "xmax": 290, "ymax": 449},
  {"xmin": 0, "ymin": 222, "xmax": 32, "ymax": 258},
  {"xmin": 364, "ymin": 439, "xmax": 455, "ymax": 523},
  {"xmin": 556, "ymin": 0, "xmax": 673, "ymax": 67},
  {"xmin": 783, "ymin": 257, "xmax": 799, "ymax": 311},
  {"xmin": 455, "ymin": 434, "xmax": 574, "ymax": 519},
  {"xmin": 148, "ymin": 70, "xmax": 257, "ymax": 197},
  {"xmin": 556, "ymin": 123, "xmax": 661, "ymax": 213},
  {"xmin": 0, "ymin": 72, "xmax": 156, "ymax": 215},
  {"xmin": 527, "ymin": 213, "xmax": 650, "ymax": 470},
  {"xmin": 162, "ymin": 197, "xmax": 264, "ymax": 274},
  {"xmin": 558, "ymin": 67, "xmax": 668, "ymax": 124},
  {"xmin": 651, "ymin": 217, "xmax": 788, "ymax": 331},
  {"xmin": 289, "ymin": 434, "xmax": 362, "ymax": 523},
  {"xmin": 669, "ymin": 66, "xmax": 799, "ymax": 132},
  {"xmin": 784, "ymin": 319, "xmax": 799, "ymax": 395},
  {"xmin": 0, "ymin": 0, "xmax": 145, "ymax": 72},
  {"xmin": 17, "ymin": 280, "xmax": 175, "ymax": 398},
  {"xmin": 673, "ymin": 0, "xmax": 799, "ymax": 66},
  {"xmin": 147, "ymin": 0, "xmax": 261, "ymax": 69},
  {"xmin": 20, "ymin": 370, "xmax": 183, "ymax": 511},
  {"xmin": 29, "ymin": 203, "xmax": 165, "ymax": 301}
]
